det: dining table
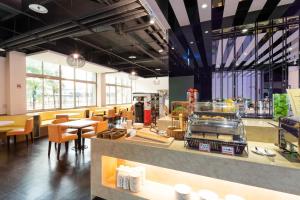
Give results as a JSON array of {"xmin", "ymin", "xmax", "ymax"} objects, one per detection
[
  {"xmin": 0, "ymin": 121, "xmax": 14, "ymax": 144},
  {"xmin": 59, "ymin": 119, "xmax": 97, "ymax": 150}
]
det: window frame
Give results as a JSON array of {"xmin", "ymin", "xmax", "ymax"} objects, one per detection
[
  {"xmin": 105, "ymin": 73, "xmax": 132, "ymax": 106},
  {"xmin": 26, "ymin": 60, "xmax": 97, "ymax": 112}
]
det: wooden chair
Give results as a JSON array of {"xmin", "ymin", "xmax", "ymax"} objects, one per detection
[
  {"xmin": 82, "ymin": 116, "xmax": 104, "ymax": 133},
  {"xmin": 52, "ymin": 118, "xmax": 77, "ymax": 134},
  {"xmin": 106, "ymin": 109, "xmax": 116, "ymax": 124},
  {"xmin": 6, "ymin": 118, "xmax": 34, "ymax": 147},
  {"xmin": 81, "ymin": 121, "xmax": 109, "ymax": 148},
  {"xmin": 56, "ymin": 115, "xmax": 69, "ymax": 120},
  {"xmin": 48, "ymin": 124, "xmax": 78, "ymax": 160},
  {"xmin": 124, "ymin": 111, "xmax": 134, "ymax": 120}
]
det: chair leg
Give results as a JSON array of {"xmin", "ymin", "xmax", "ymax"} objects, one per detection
[
  {"xmin": 74, "ymin": 140, "xmax": 77, "ymax": 154},
  {"xmin": 65, "ymin": 142, "xmax": 69, "ymax": 152},
  {"xmin": 30, "ymin": 132, "xmax": 34, "ymax": 143},
  {"xmin": 57, "ymin": 143, "xmax": 61, "ymax": 160},
  {"xmin": 25, "ymin": 135, "xmax": 29, "ymax": 146},
  {"xmin": 14, "ymin": 136, "xmax": 17, "ymax": 146},
  {"xmin": 55, "ymin": 143, "xmax": 57, "ymax": 150},
  {"xmin": 48, "ymin": 142, "xmax": 52, "ymax": 157},
  {"xmin": 82, "ymin": 138, "xmax": 85, "ymax": 150},
  {"xmin": 7, "ymin": 136, "xmax": 10, "ymax": 148}
]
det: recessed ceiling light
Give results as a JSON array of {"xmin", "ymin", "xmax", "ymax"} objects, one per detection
[
  {"xmin": 158, "ymin": 49, "xmax": 164, "ymax": 53},
  {"xmin": 149, "ymin": 16, "xmax": 155, "ymax": 24},
  {"xmin": 243, "ymin": 52, "xmax": 248, "ymax": 56},
  {"xmin": 201, "ymin": 4, "xmax": 208, "ymax": 9},
  {"xmin": 171, "ymin": 47, "xmax": 175, "ymax": 50},
  {"xmin": 205, "ymin": 30, "xmax": 209, "ymax": 34},
  {"xmin": 155, "ymin": 68, "xmax": 161, "ymax": 71},
  {"xmin": 29, "ymin": 4, "xmax": 48, "ymax": 14},
  {"xmin": 288, "ymin": 47, "xmax": 293, "ymax": 51},
  {"xmin": 190, "ymin": 41, "xmax": 194, "ymax": 44},
  {"xmin": 242, "ymin": 28, "xmax": 248, "ymax": 33},
  {"xmin": 0, "ymin": 48, "xmax": 5, "ymax": 52},
  {"xmin": 128, "ymin": 55, "xmax": 136, "ymax": 59}
]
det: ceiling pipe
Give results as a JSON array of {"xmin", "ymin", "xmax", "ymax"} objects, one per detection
[
  {"xmin": 8, "ymin": 11, "xmax": 147, "ymax": 50},
  {"xmin": 4, "ymin": 8, "xmax": 145, "ymax": 49},
  {"xmin": 0, "ymin": 0, "xmax": 141, "ymax": 47},
  {"xmin": 75, "ymin": 38, "xmax": 161, "ymax": 76}
]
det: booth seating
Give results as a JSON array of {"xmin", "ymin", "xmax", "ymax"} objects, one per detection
[
  {"xmin": 47, "ymin": 124, "xmax": 78, "ymax": 160},
  {"xmin": 6, "ymin": 118, "xmax": 34, "ymax": 147},
  {"xmin": 39, "ymin": 109, "xmax": 87, "ymax": 127},
  {"xmin": 81, "ymin": 121, "xmax": 109, "ymax": 148}
]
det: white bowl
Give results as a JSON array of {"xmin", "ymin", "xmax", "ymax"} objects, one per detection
[{"xmin": 198, "ymin": 189, "xmax": 219, "ymax": 200}]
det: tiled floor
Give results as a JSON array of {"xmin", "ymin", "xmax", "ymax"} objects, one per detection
[{"xmin": 0, "ymin": 137, "xmax": 103, "ymax": 200}]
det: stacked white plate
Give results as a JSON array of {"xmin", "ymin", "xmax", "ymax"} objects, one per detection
[
  {"xmin": 174, "ymin": 184, "xmax": 192, "ymax": 200},
  {"xmin": 198, "ymin": 189, "xmax": 219, "ymax": 200}
]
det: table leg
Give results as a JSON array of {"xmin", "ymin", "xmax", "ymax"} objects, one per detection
[{"xmin": 77, "ymin": 128, "xmax": 82, "ymax": 150}]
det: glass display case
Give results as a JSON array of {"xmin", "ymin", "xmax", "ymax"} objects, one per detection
[{"xmin": 185, "ymin": 108, "xmax": 247, "ymax": 155}]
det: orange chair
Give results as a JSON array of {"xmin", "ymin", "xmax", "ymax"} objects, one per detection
[
  {"xmin": 52, "ymin": 118, "xmax": 78, "ymax": 134},
  {"xmin": 82, "ymin": 116, "xmax": 104, "ymax": 133},
  {"xmin": 6, "ymin": 118, "xmax": 34, "ymax": 147},
  {"xmin": 81, "ymin": 121, "xmax": 109, "ymax": 147},
  {"xmin": 48, "ymin": 124, "xmax": 78, "ymax": 160},
  {"xmin": 124, "ymin": 111, "xmax": 134, "ymax": 120},
  {"xmin": 56, "ymin": 115, "xmax": 69, "ymax": 120}
]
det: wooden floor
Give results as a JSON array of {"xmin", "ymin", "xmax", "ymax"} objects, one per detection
[{"xmin": 0, "ymin": 137, "xmax": 104, "ymax": 200}]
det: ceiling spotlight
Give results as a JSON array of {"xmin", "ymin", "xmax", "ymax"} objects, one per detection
[
  {"xmin": 72, "ymin": 53, "xmax": 79, "ymax": 59},
  {"xmin": 128, "ymin": 55, "xmax": 136, "ymax": 59},
  {"xmin": 158, "ymin": 49, "xmax": 164, "ymax": 53},
  {"xmin": 29, "ymin": 4, "xmax": 48, "ymax": 14},
  {"xmin": 171, "ymin": 47, "xmax": 175, "ymax": 50},
  {"xmin": 205, "ymin": 30, "xmax": 209, "ymax": 34},
  {"xmin": 288, "ymin": 47, "xmax": 293, "ymax": 51},
  {"xmin": 131, "ymin": 71, "xmax": 136, "ymax": 75},
  {"xmin": 0, "ymin": 48, "xmax": 5, "ymax": 52},
  {"xmin": 190, "ymin": 41, "xmax": 194, "ymax": 44},
  {"xmin": 242, "ymin": 28, "xmax": 248, "ymax": 33},
  {"xmin": 243, "ymin": 52, "xmax": 248, "ymax": 56},
  {"xmin": 201, "ymin": 4, "xmax": 208, "ymax": 9},
  {"xmin": 149, "ymin": 16, "xmax": 155, "ymax": 24},
  {"xmin": 155, "ymin": 68, "xmax": 161, "ymax": 71}
]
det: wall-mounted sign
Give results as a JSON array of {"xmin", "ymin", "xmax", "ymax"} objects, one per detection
[
  {"xmin": 199, "ymin": 143, "xmax": 210, "ymax": 152},
  {"xmin": 221, "ymin": 146, "xmax": 235, "ymax": 156}
]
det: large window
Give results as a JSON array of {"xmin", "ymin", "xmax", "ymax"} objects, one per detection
[
  {"xmin": 26, "ymin": 58, "xmax": 97, "ymax": 111},
  {"xmin": 105, "ymin": 73, "xmax": 132, "ymax": 105}
]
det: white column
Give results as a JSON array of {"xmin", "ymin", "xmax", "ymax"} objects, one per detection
[
  {"xmin": 6, "ymin": 51, "xmax": 27, "ymax": 115},
  {"xmin": 0, "ymin": 57, "xmax": 6, "ymax": 114}
]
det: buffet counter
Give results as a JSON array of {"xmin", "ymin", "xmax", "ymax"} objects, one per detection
[{"xmin": 91, "ymin": 137, "xmax": 300, "ymax": 200}]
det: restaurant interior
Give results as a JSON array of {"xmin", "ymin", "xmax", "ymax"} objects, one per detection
[{"xmin": 0, "ymin": 0, "xmax": 300, "ymax": 200}]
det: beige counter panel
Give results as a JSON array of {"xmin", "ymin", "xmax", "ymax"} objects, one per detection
[{"xmin": 91, "ymin": 138, "xmax": 300, "ymax": 200}]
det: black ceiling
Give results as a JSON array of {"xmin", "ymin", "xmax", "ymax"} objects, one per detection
[
  {"xmin": 0, "ymin": 0, "xmax": 299, "ymax": 77},
  {"xmin": 0, "ymin": 0, "xmax": 168, "ymax": 77}
]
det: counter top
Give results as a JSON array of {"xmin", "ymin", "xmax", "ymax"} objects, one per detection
[{"xmin": 92, "ymin": 137, "xmax": 300, "ymax": 197}]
